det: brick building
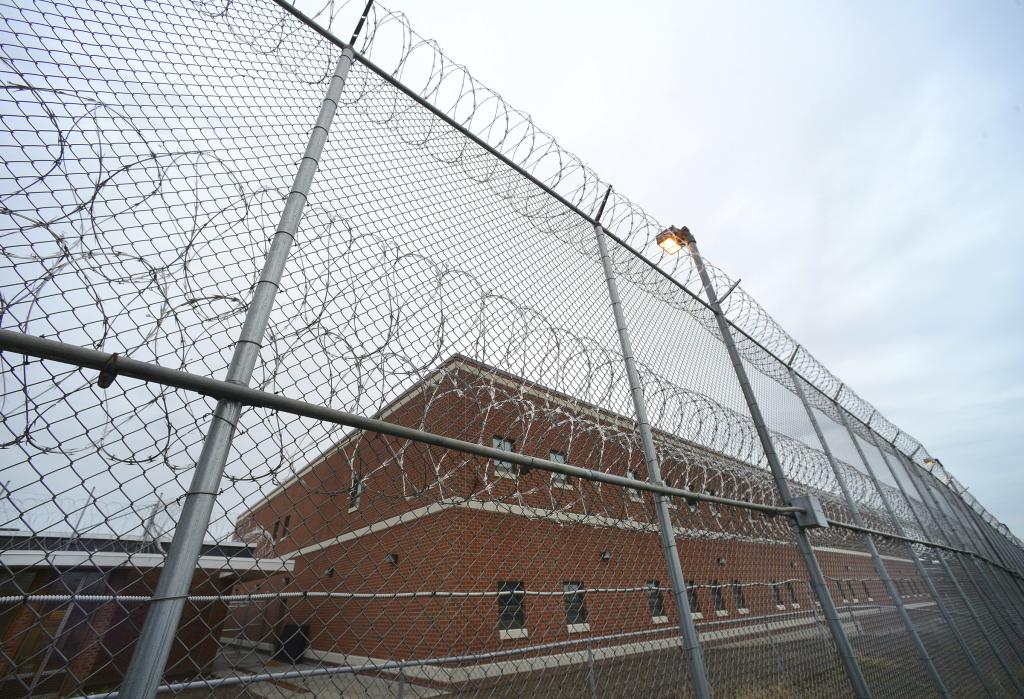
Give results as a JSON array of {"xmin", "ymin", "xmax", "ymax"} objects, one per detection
[
  {"xmin": 0, "ymin": 533, "xmax": 291, "ymax": 696},
  {"xmin": 227, "ymin": 355, "xmax": 929, "ymax": 685}
]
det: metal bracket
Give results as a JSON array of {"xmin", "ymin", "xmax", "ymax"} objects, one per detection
[
  {"xmin": 791, "ymin": 494, "xmax": 829, "ymax": 529},
  {"xmin": 97, "ymin": 352, "xmax": 119, "ymax": 389}
]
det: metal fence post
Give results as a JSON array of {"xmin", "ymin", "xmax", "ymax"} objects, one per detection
[
  {"xmin": 936, "ymin": 474, "xmax": 1024, "ymax": 633},
  {"xmin": 587, "ymin": 639, "xmax": 598, "ymax": 699},
  {"xmin": 593, "ymin": 214, "xmax": 712, "ymax": 699},
  {"xmin": 679, "ymin": 228, "xmax": 872, "ymax": 698},
  {"xmin": 787, "ymin": 361, "xmax": 948, "ymax": 697},
  {"xmin": 899, "ymin": 456, "xmax": 1024, "ymax": 663},
  {"xmin": 866, "ymin": 432, "xmax": 1024, "ymax": 694},
  {"xmin": 118, "ymin": 46, "xmax": 356, "ymax": 699},
  {"xmin": 835, "ymin": 408, "xmax": 996, "ymax": 694}
]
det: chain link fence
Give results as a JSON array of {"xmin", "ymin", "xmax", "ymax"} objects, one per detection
[{"xmin": 2, "ymin": 0, "xmax": 1023, "ymax": 696}]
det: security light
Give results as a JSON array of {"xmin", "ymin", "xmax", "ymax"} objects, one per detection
[{"xmin": 656, "ymin": 227, "xmax": 687, "ymax": 255}]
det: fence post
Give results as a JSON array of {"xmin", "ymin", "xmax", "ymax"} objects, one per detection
[
  {"xmin": 863, "ymin": 430, "xmax": 1024, "ymax": 694},
  {"xmin": 895, "ymin": 453, "xmax": 1024, "ymax": 668},
  {"xmin": 831, "ymin": 409, "xmax": 991, "ymax": 695},
  {"xmin": 593, "ymin": 215, "xmax": 712, "ymax": 699},
  {"xmin": 678, "ymin": 228, "xmax": 872, "ymax": 698},
  {"xmin": 934, "ymin": 472, "xmax": 1024, "ymax": 633},
  {"xmin": 118, "ymin": 46, "xmax": 357, "ymax": 699},
  {"xmin": 787, "ymin": 361, "xmax": 948, "ymax": 697},
  {"xmin": 587, "ymin": 639, "xmax": 597, "ymax": 699}
]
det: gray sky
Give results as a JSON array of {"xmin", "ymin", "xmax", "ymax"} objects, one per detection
[{"xmin": 382, "ymin": 0, "xmax": 1024, "ymax": 535}]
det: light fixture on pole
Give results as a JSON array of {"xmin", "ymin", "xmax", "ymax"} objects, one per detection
[{"xmin": 656, "ymin": 225, "xmax": 693, "ymax": 255}]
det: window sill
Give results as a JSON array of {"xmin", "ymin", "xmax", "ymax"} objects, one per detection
[
  {"xmin": 790, "ymin": 603, "xmax": 801, "ymax": 609},
  {"xmin": 499, "ymin": 628, "xmax": 528, "ymax": 640},
  {"xmin": 737, "ymin": 608, "xmax": 749, "ymax": 615},
  {"xmin": 347, "ymin": 506, "xmax": 359, "ymax": 513},
  {"xmin": 775, "ymin": 604, "xmax": 786, "ymax": 611},
  {"xmin": 866, "ymin": 597, "xmax": 874, "ymax": 602},
  {"xmin": 566, "ymin": 623, "xmax": 590, "ymax": 633},
  {"xmin": 691, "ymin": 612, "xmax": 703, "ymax": 620},
  {"xmin": 553, "ymin": 482, "xmax": 573, "ymax": 490},
  {"xmin": 651, "ymin": 615, "xmax": 669, "ymax": 625},
  {"xmin": 714, "ymin": 610, "xmax": 729, "ymax": 617},
  {"xmin": 851, "ymin": 598, "xmax": 859, "ymax": 603},
  {"xmin": 493, "ymin": 469, "xmax": 518, "ymax": 480}
]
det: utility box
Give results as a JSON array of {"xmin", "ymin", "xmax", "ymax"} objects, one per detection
[
  {"xmin": 274, "ymin": 624, "xmax": 310, "ymax": 663},
  {"xmin": 792, "ymin": 495, "xmax": 829, "ymax": 529}
]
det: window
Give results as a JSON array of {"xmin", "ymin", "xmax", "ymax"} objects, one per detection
[
  {"xmin": 272, "ymin": 520, "xmax": 280, "ymax": 541},
  {"xmin": 493, "ymin": 436, "xmax": 517, "ymax": 478},
  {"xmin": 563, "ymin": 581, "xmax": 588, "ymax": 630},
  {"xmin": 626, "ymin": 469, "xmax": 644, "ymax": 501},
  {"xmin": 731, "ymin": 580, "xmax": 748, "ymax": 613},
  {"xmin": 686, "ymin": 579, "xmax": 702, "ymax": 618},
  {"xmin": 663, "ymin": 477, "xmax": 677, "ymax": 508},
  {"xmin": 645, "ymin": 580, "xmax": 667, "ymax": 621},
  {"xmin": 771, "ymin": 580, "xmax": 785, "ymax": 609},
  {"xmin": 348, "ymin": 474, "xmax": 363, "ymax": 511},
  {"xmin": 497, "ymin": 581, "xmax": 526, "ymax": 638},
  {"xmin": 282, "ymin": 515, "xmax": 291, "ymax": 540},
  {"xmin": 861, "ymin": 580, "xmax": 872, "ymax": 601},
  {"xmin": 786, "ymin": 581, "xmax": 799, "ymax": 607},
  {"xmin": 834, "ymin": 580, "xmax": 847, "ymax": 603},
  {"xmin": 845, "ymin": 580, "xmax": 858, "ymax": 602},
  {"xmin": 707, "ymin": 489, "xmax": 720, "ymax": 516},
  {"xmin": 711, "ymin": 579, "xmax": 727, "ymax": 616},
  {"xmin": 550, "ymin": 451, "xmax": 570, "ymax": 488}
]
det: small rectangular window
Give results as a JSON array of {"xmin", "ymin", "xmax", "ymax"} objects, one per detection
[
  {"xmin": 686, "ymin": 579, "xmax": 702, "ymax": 617},
  {"xmin": 845, "ymin": 580, "xmax": 858, "ymax": 602},
  {"xmin": 645, "ymin": 580, "xmax": 666, "ymax": 619},
  {"xmin": 835, "ymin": 580, "xmax": 847, "ymax": 603},
  {"xmin": 707, "ymin": 489, "xmax": 720, "ymax": 515},
  {"xmin": 272, "ymin": 520, "xmax": 280, "ymax": 542},
  {"xmin": 626, "ymin": 469, "xmax": 644, "ymax": 501},
  {"xmin": 663, "ymin": 477, "xmax": 677, "ymax": 508},
  {"xmin": 731, "ymin": 580, "xmax": 748, "ymax": 612},
  {"xmin": 861, "ymin": 580, "xmax": 872, "ymax": 600},
  {"xmin": 711, "ymin": 579, "xmax": 727, "ymax": 615},
  {"xmin": 492, "ymin": 436, "xmax": 517, "ymax": 477},
  {"xmin": 550, "ymin": 451, "xmax": 569, "ymax": 487},
  {"xmin": 282, "ymin": 515, "xmax": 291, "ymax": 539},
  {"xmin": 348, "ymin": 474, "xmax": 363, "ymax": 511},
  {"xmin": 498, "ymin": 581, "xmax": 526, "ymax": 631},
  {"xmin": 771, "ymin": 580, "xmax": 785, "ymax": 609},
  {"xmin": 786, "ymin": 580, "xmax": 799, "ymax": 607},
  {"xmin": 563, "ymin": 581, "xmax": 587, "ymax": 626}
]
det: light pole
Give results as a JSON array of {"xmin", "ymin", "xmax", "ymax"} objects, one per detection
[{"xmin": 657, "ymin": 225, "xmax": 872, "ymax": 699}]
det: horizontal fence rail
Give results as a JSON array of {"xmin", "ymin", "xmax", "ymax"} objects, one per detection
[{"xmin": 1, "ymin": 0, "xmax": 1022, "ymax": 697}]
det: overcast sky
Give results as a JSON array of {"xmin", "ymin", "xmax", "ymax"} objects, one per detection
[{"xmin": 376, "ymin": 0, "xmax": 1024, "ymax": 536}]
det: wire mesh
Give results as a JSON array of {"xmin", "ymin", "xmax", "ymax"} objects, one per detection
[{"xmin": 1, "ymin": 0, "xmax": 1022, "ymax": 697}]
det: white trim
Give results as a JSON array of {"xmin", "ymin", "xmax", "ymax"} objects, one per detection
[
  {"xmin": 651, "ymin": 615, "xmax": 669, "ymax": 625},
  {"xmin": 0, "ymin": 550, "xmax": 293, "ymax": 574},
  {"xmin": 691, "ymin": 612, "xmax": 703, "ymax": 620},
  {"xmin": 499, "ymin": 628, "xmax": 528, "ymax": 640},
  {"xmin": 303, "ymin": 604, "xmax": 932, "ymax": 686},
  {"xmin": 285, "ymin": 498, "xmax": 912, "ymax": 569},
  {"xmin": 790, "ymin": 603, "xmax": 800, "ymax": 609},
  {"xmin": 775, "ymin": 604, "xmax": 786, "ymax": 611},
  {"xmin": 566, "ymin": 623, "xmax": 590, "ymax": 633},
  {"xmin": 220, "ymin": 636, "xmax": 275, "ymax": 653},
  {"xmin": 737, "ymin": 608, "xmax": 749, "ymax": 615},
  {"xmin": 347, "ymin": 506, "xmax": 359, "ymax": 513},
  {"xmin": 493, "ymin": 468, "xmax": 519, "ymax": 480},
  {"xmin": 715, "ymin": 610, "xmax": 729, "ymax": 617},
  {"xmin": 812, "ymin": 545, "xmax": 912, "ymax": 564},
  {"xmin": 552, "ymin": 481, "xmax": 574, "ymax": 490}
]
